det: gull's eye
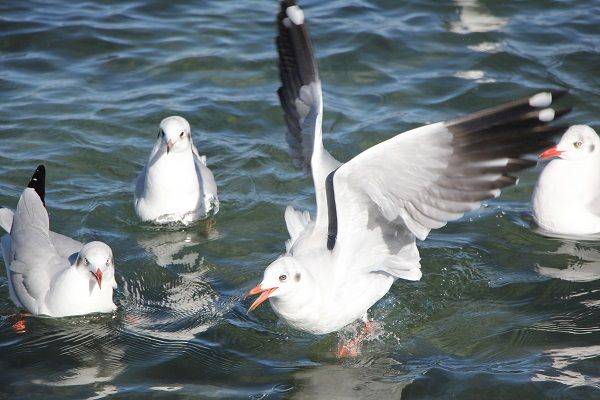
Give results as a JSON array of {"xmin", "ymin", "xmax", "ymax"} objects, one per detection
[
  {"xmin": 180, "ymin": 131, "xmax": 185, "ymax": 138},
  {"xmin": 84, "ymin": 258, "xmax": 89, "ymax": 266},
  {"xmin": 106, "ymin": 257, "xmax": 111, "ymax": 265},
  {"xmin": 279, "ymin": 274, "xmax": 287, "ymax": 282},
  {"xmin": 158, "ymin": 130, "xmax": 164, "ymax": 138},
  {"xmin": 574, "ymin": 140, "xmax": 583, "ymax": 148}
]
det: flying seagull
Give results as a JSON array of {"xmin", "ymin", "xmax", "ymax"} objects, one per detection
[
  {"xmin": 247, "ymin": 0, "xmax": 571, "ymax": 355},
  {"xmin": 0, "ymin": 165, "xmax": 117, "ymax": 318},
  {"xmin": 134, "ymin": 116, "xmax": 219, "ymax": 225}
]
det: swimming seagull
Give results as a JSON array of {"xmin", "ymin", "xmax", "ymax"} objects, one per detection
[
  {"xmin": 247, "ymin": 0, "xmax": 571, "ymax": 353},
  {"xmin": 134, "ymin": 116, "xmax": 219, "ymax": 225},
  {"xmin": 533, "ymin": 125, "xmax": 600, "ymax": 235},
  {"xmin": 0, "ymin": 165, "xmax": 117, "ymax": 317}
]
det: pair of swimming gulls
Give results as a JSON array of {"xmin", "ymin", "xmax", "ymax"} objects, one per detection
[{"xmin": 0, "ymin": 1, "xmax": 596, "ymax": 343}]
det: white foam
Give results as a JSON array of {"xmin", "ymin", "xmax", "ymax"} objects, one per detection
[
  {"xmin": 286, "ymin": 5, "xmax": 305, "ymax": 25},
  {"xmin": 529, "ymin": 92, "xmax": 552, "ymax": 108},
  {"xmin": 539, "ymin": 108, "xmax": 555, "ymax": 122}
]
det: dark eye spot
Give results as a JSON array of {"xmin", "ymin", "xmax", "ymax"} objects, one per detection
[
  {"xmin": 294, "ymin": 273, "xmax": 301, "ymax": 282},
  {"xmin": 180, "ymin": 131, "xmax": 185, "ymax": 138},
  {"xmin": 84, "ymin": 258, "xmax": 89, "ymax": 266},
  {"xmin": 279, "ymin": 274, "xmax": 287, "ymax": 282},
  {"xmin": 158, "ymin": 130, "xmax": 164, "ymax": 138}
]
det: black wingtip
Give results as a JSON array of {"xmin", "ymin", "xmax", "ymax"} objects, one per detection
[
  {"xmin": 280, "ymin": 0, "xmax": 298, "ymax": 9},
  {"xmin": 27, "ymin": 164, "xmax": 46, "ymax": 206},
  {"xmin": 549, "ymin": 88, "xmax": 568, "ymax": 100}
]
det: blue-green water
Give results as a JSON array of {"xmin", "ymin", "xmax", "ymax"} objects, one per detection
[{"xmin": 0, "ymin": 0, "xmax": 599, "ymax": 398}]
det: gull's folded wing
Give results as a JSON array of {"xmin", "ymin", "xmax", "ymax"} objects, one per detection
[
  {"xmin": 330, "ymin": 90, "xmax": 571, "ymax": 248},
  {"xmin": 9, "ymin": 188, "xmax": 64, "ymax": 313}
]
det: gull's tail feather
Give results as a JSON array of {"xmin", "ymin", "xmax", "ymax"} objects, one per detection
[{"xmin": 27, "ymin": 165, "xmax": 46, "ymax": 206}]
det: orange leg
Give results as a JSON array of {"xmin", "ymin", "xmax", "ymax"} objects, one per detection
[
  {"xmin": 335, "ymin": 318, "xmax": 375, "ymax": 358},
  {"xmin": 10, "ymin": 312, "xmax": 31, "ymax": 334}
]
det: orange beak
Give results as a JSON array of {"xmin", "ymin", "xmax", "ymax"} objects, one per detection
[
  {"xmin": 92, "ymin": 268, "xmax": 103, "ymax": 289},
  {"xmin": 246, "ymin": 285, "xmax": 277, "ymax": 312},
  {"xmin": 539, "ymin": 146, "xmax": 563, "ymax": 160}
]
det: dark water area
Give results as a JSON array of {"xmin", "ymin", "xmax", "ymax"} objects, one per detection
[{"xmin": 0, "ymin": 0, "xmax": 598, "ymax": 398}]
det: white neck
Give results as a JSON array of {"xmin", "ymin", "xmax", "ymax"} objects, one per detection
[
  {"xmin": 533, "ymin": 156, "xmax": 600, "ymax": 234},
  {"xmin": 270, "ymin": 274, "xmax": 318, "ymax": 323},
  {"xmin": 144, "ymin": 146, "xmax": 199, "ymax": 202}
]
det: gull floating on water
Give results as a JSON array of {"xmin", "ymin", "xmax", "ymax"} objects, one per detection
[
  {"xmin": 533, "ymin": 125, "xmax": 600, "ymax": 236},
  {"xmin": 0, "ymin": 165, "xmax": 117, "ymax": 317},
  {"xmin": 247, "ymin": 1, "xmax": 571, "ymax": 353},
  {"xmin": 134, "ymin": 116, "xmax": 219, "ymax": 225}
]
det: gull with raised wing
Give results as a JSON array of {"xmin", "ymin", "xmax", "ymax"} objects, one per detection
[
  {"xmin": 134, "ymin": 116, "xmax": 219, "ymax": 225},
  {"xmin": 0, "ymin": 165, "xmax": 117, "ymax": 318},
  {"xmin": 247, "ymin": 0, "xmax": 571, "ymax": 355},
  {"xmin": 533, "ymin": 125, "xmax": 600, "ymax": 235}
]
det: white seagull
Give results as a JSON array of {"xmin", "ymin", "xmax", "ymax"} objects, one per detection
[
  {"xmin": 0, "ymin": 165, "xmax": 117, "ymax": 318},
  {"xmin": 134, "ymin": 116, "xmax": 219, "ymax": 225},
  {"xmin": 533, "ymin": 125, "xmax": 600, "ymax": 236},
  {"xmin": 247, "ymin": 1, "xmax": 571, "ymax": 353}
]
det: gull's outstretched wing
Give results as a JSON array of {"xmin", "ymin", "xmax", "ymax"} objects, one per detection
[
  {"xmin": 329, "ymin": 91, "xmax": 570, "ymax": 261},
  {"xmin": 276, "ymin": 0, "xmax": 341, "ymax": 235}
]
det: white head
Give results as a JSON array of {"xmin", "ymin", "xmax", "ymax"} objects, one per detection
[
  {"xmin": 540, "ymin": 125, "xmax": 600, "ymax": 162},
  {"xmin": 157, "ymin": 116, "xmax": 193, "ymax": 154},
  {"xmin": 76, "ymin": 241, "xmax": 115, "ymax": 290},
  {"xmin": 246, "ymin": 257, "xmax": 307, "ymax": 312}
]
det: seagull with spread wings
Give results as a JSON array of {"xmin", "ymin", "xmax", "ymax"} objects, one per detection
[{"xmin": 247, "ymin": 0, "xmax": 571, "ymax": 355}]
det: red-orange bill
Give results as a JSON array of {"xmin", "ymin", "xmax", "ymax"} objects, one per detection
[
  {"xmin": 247, "ymin": 286, "xmax": 277, "ymax": 312},
  {"xmin": 92, "ymin": 268, "xmax": 103, "ymax": 289},
  {"xmin": 539, "ymin": 146, "xmax": 563, "ymax": 160}
]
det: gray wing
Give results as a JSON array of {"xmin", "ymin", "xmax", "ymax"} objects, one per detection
[
  {"xmin": 276, "ymin": 1, "xmax": 341, "ymax": 235},
  {"xmin": 134, "ymin": 166, "xmax": 147, "ymax": 201},
  {"xmin": 0, "ymin": 207, "xmax": 81, "ymax": 260},
  {"xmin": 330, "ymin": 91, "xmax": 570, "ymax": 275},
  {"xmin": 277, "ymin": 0, "xmax": 320, "ymax": 169},
  {"xmin": 0, "ymin": 208, "xmax": 13, "ymax": 233},
  {"xmin": 9, "ymin": 188, "xmax": 66, "ymax": 313},
  {"xmin": 49, "ymin": 232, "xmax": 82, "ymax": 262},
  {"xmin": 192, "ymin": 145, "xmax": 219, "ymax": 213}
]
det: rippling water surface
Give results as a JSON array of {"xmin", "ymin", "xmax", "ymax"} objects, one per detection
[{"xmin": 1, "ymin": 0, "xmax": 599, "ymax": 398}]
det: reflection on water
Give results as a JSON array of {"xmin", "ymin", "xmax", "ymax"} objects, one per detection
[
  {"xmin": 122, "ymin": 267, "xmax": 222, "ymax": 341},
  {"xmin": 533, "ymin": 345, "xmax": 600, "ymax": 388},
  {"xmin": 31, "ymin": 325, "xmax": 124, "ymax": 387},
  {"xmin": 137, "ymin": 224, "xmax": 218, "ymax": 268},
  {"xmin": 451, "ymin": 0, "xmax": 508, "ymax": 34},
  {"xmin": 291, "ymin": 362, "xmax": 410, "ymax": 400},
  {"xmin": 536, "ymin": 241, "xmax": 600, "ymax": 282}
]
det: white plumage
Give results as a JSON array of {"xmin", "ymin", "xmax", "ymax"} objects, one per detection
[
  {"xmin": 0, "ymin": 166, "xmax": 116, "ymax": 317},
  {"xmin": 533, "ymin": 125, "xmax": 600, "ymax": 235},
  {"xmin": 134, "ymin": 116, "xmax": 219, "ymax": 225},
  {"xmin": 247, "ymin": 1, "xmax": 571, "ymax": 337}
]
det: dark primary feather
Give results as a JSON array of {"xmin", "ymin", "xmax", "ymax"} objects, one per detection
[
  {"xmin": 27, "ymin": 164, "xmax": 46, "ymax": 206},
  {"xmin": 327, "ymin": 90, "xmax": 571, "ymax": 248},
  {"xmin": 400, "ymin": 90, "xmax": 572, "ymax": 227},
  {"xmin": 276, "ymin": 0, "xmax": 319, "ymax": 169}
]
